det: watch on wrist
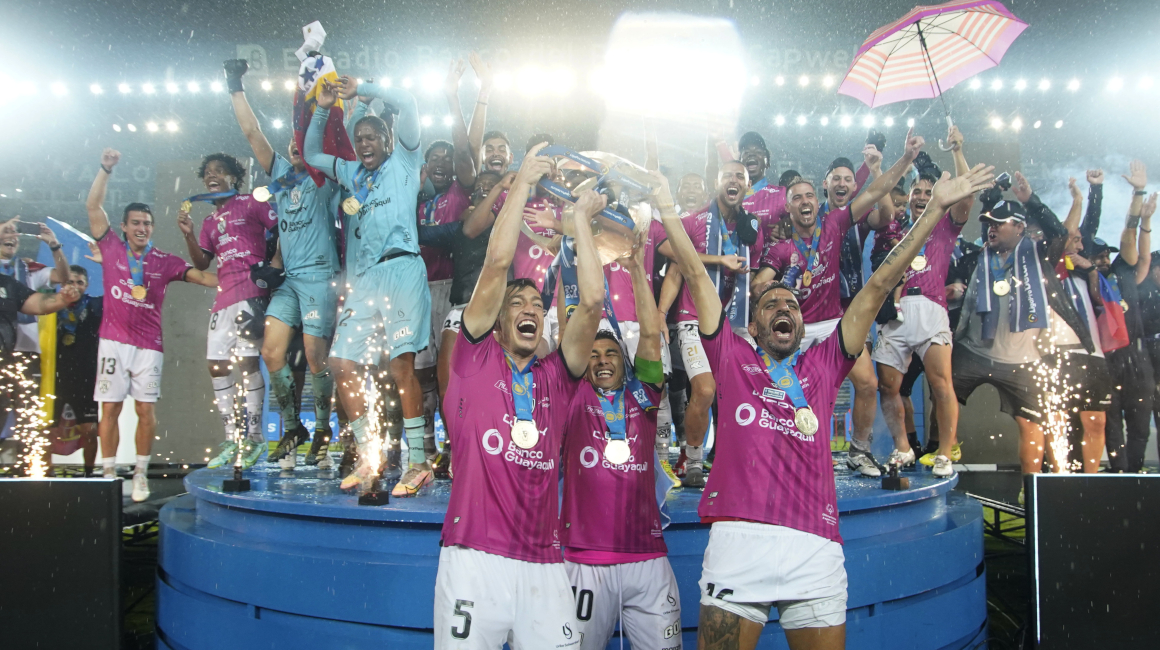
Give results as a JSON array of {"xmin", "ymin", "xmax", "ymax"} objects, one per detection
[
  {"xmin": 50, "ymin": 244, "xmax": 62, "ymax": 252},
  {"xmin": 1135, "ymin": 190, "xmax": 1147, "ymax": 196}
]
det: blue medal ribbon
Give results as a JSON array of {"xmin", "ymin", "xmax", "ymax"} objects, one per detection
[
  {"xmin": 60, "ymin": 295, "xmax": 90, "ymax": 337},
  {"xmin": 263, "ymin": 169, "xmax": 312, "ymax": 202},
  {"xmin": 755, "ymin": 347, "xmax": 809, "ymax": 411},
  {"xmin": 184, "ymin": 190, "xmax": 239, "ymax": 204},
  {"xmin": 746, "ymin": 176, "xmax": 768, "ymax": 198},
  {"xmin": 791, "ymin": 224, "xmax": 823, "ymax": 274},
  {"xmin": 351, "ymin": 166, "xmax": 384, "ymax": 207},
  {"xmin": 127, "ymin": 242, "xmax": 153, "ymax": 287},
  {"xmin": 421, "ymin": 192, "xmax": 444, "ymax": 225},
  {"xmin": 506, "ymin": 353, "xmax": 537, "ymax": 422},
  {"xmin": 597, "ymin": 388, "xmax": 627, "ymax": 442}
]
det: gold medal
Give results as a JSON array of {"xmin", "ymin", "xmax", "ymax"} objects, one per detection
[
  {"xmin": 62, "ymin": 333, "xmax": 75, "ymax": 347},
  {"xmin": 993, "ymin": 280, "xmax": 1011, "ymax": 296},
  {"xmin": 180, "ymin": 201, "xmax": 192, "ymax": 213},
  {"xmin": 794, "ymin": 407, "xmax": 819, "ymax": 436},
  {"xmin": 802, "ymin": 270, "xmax": 813, "ymax": 287},
  {"xmin": 604, "ymin": 439, "xmax": 631, "ymax": 465},
  {"xmin": 1120, "ymin": 299, "xmax": 1129, "ymax": 312},
  {"xmin": 252, "ymin": 186, "xmax": 272, "ymax": 203},
  {"xmin": 342, "ymin": 197, "xmax": 361, "ymax": 215},
  {"xmin": 910, "ymin": 255, "xmax": 928, "ymax": 272},
  {"xmin": 511, "ymin": 419, "xmax": 539, "ymax": 449},
  {"xmin": 131, "ymin": 284, "xmax": 147, "ymax": 300}
]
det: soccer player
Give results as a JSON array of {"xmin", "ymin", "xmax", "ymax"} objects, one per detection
[
  {"xmin": 177, "ymin": 150, "xmax": 277, "ymax": 469},
  {"xmin": 86, "ymin": 149, "xmax": 218, "ymax": 502},
  {"xmin": 50, "ymin": 265, "xmax": 103, "ymax": 476},
  {"xmin": 661, "ymin": 155, "xmax": 992, "ymax": 649},
  {"xmin": 561, "ymin": 228, "xmax": 681, "ymax": 649},
  {"xmin": 656, "ymin": 161, "xmax": 760, "ymax": 487},
  {"xmin": 217, "ymin": 58, "xmax": 341, "ymax": 471},
  {"xmin": 873, "ymin": 125, "xmax": 976, "ymax": 476},
  {"xmin": 753, "ymin": 136, "xmax": 921, "ymax": 478},
  {"xmin": 433, "ymin": 145, "xmax": 603, "ymax": 649},
  {"xmin": 306, "ymin": 75, "xmax": 432, "ymax": 497}
]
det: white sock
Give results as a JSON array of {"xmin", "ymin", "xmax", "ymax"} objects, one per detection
[
  {"xmin": 102, "ymin": 457, "xmax": 116, "ymax": 477},
  {"xmin": 685, "ymin": 444, "xmax": 703, "ymax": 471},
  {"xmin": 212, "ymin": 375, "xmax": 237, "ymax": 440},
  {"xmin": 244, "ymin": 372, "xmax": 266, "ymax": 443},
  {"xmin": 657, "ymin": 394, "xmax": 673, "ymax": 455},
  {"xmin": 134, "ymin": 455, "xmax": 150, "ymax": 476}
]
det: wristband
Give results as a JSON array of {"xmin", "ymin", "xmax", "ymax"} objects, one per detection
[
  {"xmin": 100, "ymin": 164, "xmax": 113, "ymax": 175},
  {"xmin": 50, "ymin": 244, "xmax": 61, "ymax": 252},
  {"xmin": 1142, "ymin": 228, "xmax": 1152, "ymax": 233},
  {"xmin": 1135, "ymin": 190, "xmax": 1147, "ymax": 196}
]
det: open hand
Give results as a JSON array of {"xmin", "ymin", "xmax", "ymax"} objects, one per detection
[
  {"xmin": 1012, "ymin": 171, "xmax": 1033, "ymax": 203},
  {"xmin": 1068, "ymin": 177, "xmax": 1082, "ymax": 201},
  {"xmin": 85, "ymin": 241, "xmax": 102, "ymax": 264},
  {"xmin": 1143, "ymin": 192, "xmax": 1158, "ymax": 220},
  {"xmin": 315, "ymin": 79, "xmax": 339, "ymax": 109},
  {"xmin": 523, "ymin": 206, "xmax": 561, "ymax": 232},
  {"xmin": 469, "ymin": 52, "xmax": 493, "ymax": 92},
  {"xmin": 445, "ymin": 59, "xmax": 467, "ymax": 97},
  {"xmin": 337, "ymin": 75, "xmax": 359, "ymax": 101},
  {"xmin": 1122, "ymin": 160, "xmax": 1147, "ymax": 190},
  {"xmin": 932, "ymin": 164, "xmax": 997, "ymax": 210},
  {"xmin": 720, "ymin": 254, "xmax": 750, "ymax": 274}
]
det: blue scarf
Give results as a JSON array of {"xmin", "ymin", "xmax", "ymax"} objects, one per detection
[
  {"xmin": 975, "ymin": 237, "xmax": 1048, "ymax": 340},
  {"xmin": 59, "ymin": 295, "xmax": 91, "ymax": 338}
]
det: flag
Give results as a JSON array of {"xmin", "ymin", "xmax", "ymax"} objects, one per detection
[{"xmin": 290, "ymin": 22, "xmax": 355, "ymax": 188}]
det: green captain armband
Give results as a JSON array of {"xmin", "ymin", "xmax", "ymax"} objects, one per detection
[{"xmin": 633, "ymin": 356, "xmax": 664, "ymax": 385}]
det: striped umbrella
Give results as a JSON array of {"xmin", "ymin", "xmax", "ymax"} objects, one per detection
[{"xmin": 838, "ymin": 0, "xmax": 1028, "ymax": 111}]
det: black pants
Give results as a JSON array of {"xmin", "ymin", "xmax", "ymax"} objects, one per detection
[
  {"xmin": 1146, "ymin": 340, "xmax": 1160, "ymax": 463},
  {"xmin": 1105, "ymin": 342, "xmax": 1154, "ymax": 472}
]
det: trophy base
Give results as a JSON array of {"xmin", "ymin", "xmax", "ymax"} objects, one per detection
[
  {"xmin": 358, "ymin": 491, "xmax": 390, "ymax": 506},
  {"xmin": 223, "ymin": 478, "xmax": 251, "ymax": 493},
  {"xmin": 881, "ymin": 476, "xmax": 911, "ymax": 491}
]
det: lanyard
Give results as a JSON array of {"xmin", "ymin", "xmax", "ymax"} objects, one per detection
[
  {"xmin": 506, "ymin": 353, "xmax": 536, "ymax": 422},
  {"xmin": 185, "ymin": 190, "xmax": 239, "ymax": 204},
  {"xmin": 422, "ymin": 192, "xmax": 444, "ymax": 225},
  {"xmin": 60, "ymin": 295, "xmax": 89, "ymax": 336},
  {"xmin": 127, "ymin": 242, "xmax": 153, "ymax": 286},
  {"xmin": 755, "ymin": 347, "xmax": 809, "ymax": 411},
  {"xmin": 265, "ymin": 169, "xmax": 311, "ymax": 201},
  {"xmin": 791, "ymin": 224, "xmax": 823, "ymax": 272},
  {"xmin": 746, "ymin": 176, "xmax": 768, "ymax": 198},
  {"xmin": 720, "ymin": 225, "xmax": 739, "ymax": 257},
  {"xmin": 989, "ymin": 250, "xmax": 1012, "ymax": 282},
  {"xmin": 352, "ymin": 166, "xmax": 384, "ymax": 207},
  {"xmin": 597, "ymin": 388, "xmax": 627, "ymax": 441}
]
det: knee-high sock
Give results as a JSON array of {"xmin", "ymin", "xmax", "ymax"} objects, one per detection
[
  {"xmin": 212, "ymin": 375, "xmax": 237, "ymax": 440},
  {"xmin": 404, "ymin": 416, "xmax": 427, "ymax": 466},
  {"xmin": 311, "ymin": 368, "xmax": 334, "ymax": 440},
  {"xmin": 669, "ymin": 387, "xmax": 687, "ymax": 446},
  {"xmin": 422, "ymin": 385, "xmax": 439, "ymax": 457},
  {"xmin": 244, "ymin": 373, "xmax": 266, "ymax": 442},
  {"xmin": 269, "ymin": 365, "xmax": 299, "ymax": 434},
  {"xmin": 657, "ymin": 393, "xmax": 673, "ymax": 455}
]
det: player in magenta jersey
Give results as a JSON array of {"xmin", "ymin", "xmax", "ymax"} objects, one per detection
[
  {"xmin": 656, "ymin": 161, "xmax": 761, "ymax": 488},
  {"xmin": 434, "ymin": 144, "xmax": 605, "ymax": 649},
  {"xmin": 753, "ymin": 136, "xmax": 921, "ymax": 479},
  {"xmin": 177, "ymin": 152, "xmax": 277, "ymax": 469},
  {"xmin": 659, "ymin": 159, "xmax": 994, "ymax": 649},
  {"xmin": 874, "ymin": 125, "xmax": 976, "ymax": 477},
  {"xmin": 676, "ymin": 173, "xmax": 709, "ymax": 216},
  {"xmin": 562, "ymin": 228, "xmax": 681, "ymax": 649},
  {"xmin": 86, "ymin": 149, "xmax": 218, "ymax": 503}
]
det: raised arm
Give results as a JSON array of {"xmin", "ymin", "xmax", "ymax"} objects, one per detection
[
  {"xmin": 444, "ymin": 59, "xmax": 477, "ymax": 188},
  {"xmin": 350, "ymin": 78, "xmax": 419, "ymax": 151},
  {"xmin": 644, "ymin": 124, "xmax": 659, "ymax": 172},
  {"xmin": 21, "ymin": 285, "xmax": 80, "ymax": 316},
  {"xmin": 946, "ymin": 125, "xmax": 976, "ymax": 225},
  {"xmin": 85, "ymin": 149, "xmax": 118, "ymax": 240},
  {"xmin": 226, "ymin": 60, "xmax": 275, "ymax": 175},
  {"xmin": 1012, "ymin": 172, "xmax": 1067, "ymax": 264},
  {"xmin": 624, "ymin": 233, "xmax": 661, "ymax": 364},
  {"xmin": 345, "ymin": 94, "xmax": 371, "ymax": 144},
  {"xmin": 461, "ymin": 146, "xmax": 551, "ymax": 338},
  {"xmin": 850, "ymin": 129, "xmax": 924, "ymax": 221},
  {"xmin": 462, "ymin": 173, "xmax": 513, "ymax": 238},
  {"xmin": 559, "ymin": 191, "xmax": 610, "ymax": 377},
  {"xmin": 653, "ymin": 173, "xmax": 723, "ymax": 337},
  {"xmin": 466, "ymin": 52, "xmax": 491, "ymax": 168},
  {"xmin": 1134, "ymin": 192, "xmax": 1156, "ymax": 285},
  {"xmin": 177, "ymin": 204, "xmax": 212, "ymax": 271},
  {"xmin": 37, "ymin": 224, "xmax": 69, "ymax": 283},
  {"xmin": 1063, "ymin": 177, "xmax": 1084, "ymax": 232},
  {"xmin": 304, "ymin": 80, "xmax": 342, "ymax": 181},
  {"xmin": 860, "ymin": 145, "xmax": 892, "ymax": 230},
  {"xmin": 1119, "ymin": 160, "xmax": 1147, "ymax": 267},
  {"xmin": 657, "ymin": 263, "xmax": 684, "ymax": 323},
  {"xmin": 842, "ymin": 166, "xmax": 994, "ymax": 355},
  {"xmin": 1080, "ymin": 169, "xmax": 1103, "ymax": 245}
]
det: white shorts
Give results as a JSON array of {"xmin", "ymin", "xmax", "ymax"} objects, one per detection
[
  {"xmin": 93, "ymin": 339, "xmax": 164, "ymax": 403},
  {"xmin": 544, "ymin": 308, "xmax": 560, "ymax": 353},
  {"xmin": 206, "ymin": 298, "xmax": 265, "ymax": 361},
  {"xmin": 801, "ymin": 317, "xmax": 840, "ymax": 353},
  {"xmin": 566, "ymin": 557, "xmax": 683, "ymax": 650},
  {"xmin": 675, "ymin": 321, "xmax": 710, "ymax": 379},
  {"xmin": 597, "ymin": 318, "xmax": 673, "ymax": 376},
  {"xmin": 417, "ymin": 279, "xmax": 454, "ymax": 371},
  {"xmin": 443, "ymin": 305, "xmax": 466, "ymax": 334},
  {"xmin": 872, "ymin": 295, "xmax": 953, "ymax": 372},
  {"xmin": 434, "ymin": 545, "xmax": 581, "ymax": 649},
  {"xmin": 698, "ymin": 521, "xmax": 847, "ymax": 630}
]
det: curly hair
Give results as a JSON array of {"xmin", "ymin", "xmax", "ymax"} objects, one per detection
[{"xmin": 198, "ymin": 153, "xmax": 247, "ymax": 190}]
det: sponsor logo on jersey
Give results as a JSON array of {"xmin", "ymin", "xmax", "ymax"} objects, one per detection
[
  {"xmin": 742, "ymin": 363, "xmax": 762, "ymax": 374},
  {"xmin": 392, "ymin": 326, "xmax": 412, "ymax": 341},
  {"xmin": 304, "ymin": 310, "xmax": 320, "ymax": 321},
  {"xmin": 762, "ymin": 387, "xmax": 786, "ymax": 401}
]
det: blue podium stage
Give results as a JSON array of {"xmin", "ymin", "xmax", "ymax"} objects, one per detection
[{"xmin": 156, "ymin": 463, "xmax": 986, "ymax": 649}]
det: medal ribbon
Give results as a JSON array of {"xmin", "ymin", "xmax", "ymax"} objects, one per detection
[
  {"xmin": 59, "ymin": 295, "xmax": 89, "ymax": 337},
  {"xmin": 351, "ymin": 165, "xmax": 385, "ymax": 207},
  {"xmin": 505, "ymin": 353, "xmax": 536, "ymax": 422},
  {"xmin": 127, "ymin": 242, "xmax": 153, "ymax": 288},
  {"xmin": 184, "ymin": 190, "xmax": 239, "ymax": 204},
  {"xmin": 755, "ymin": 347, "xmax": 809, "ymax": 412},
  {"xmin": 988, "ymin": 250, "xmax": 1013, "ymax": 294},
  {"xmin": 791, "ymin": 224, "xmax": 823, "ymax": 274},
  {"xmin": 745, "ymin": 176, "xmax": 768, "ymax": 198},
  {"xmin": 421, "ymin": 192, "xmax": 444, "ymax": 225},
  {"xmin": 597, "ymin": 388, "xmax": 627, "ymax": 441},
  {"xmin": 263, "ymin": 169, "xmax": 312, "ymax": 202}
]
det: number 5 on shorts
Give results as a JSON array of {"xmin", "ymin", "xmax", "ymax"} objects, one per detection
[{"xmin": 451, "ymin": 599, "xmax": 473, "ymax": 639}]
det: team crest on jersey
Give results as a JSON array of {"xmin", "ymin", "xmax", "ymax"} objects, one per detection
[
  {"xmin": 290, "ymin": 187, "xmax": 302, "ymax": 206},
  {"xmin": 742, "ymin": 364, "xmax": 762, "ymax": 374},
  {"xmin": 98, "ymin": 380, "xmax": 110, "ymax": 394},
  {"xmin": 217, "ymin": 219, "xmax": 227, "ymax": 234}
]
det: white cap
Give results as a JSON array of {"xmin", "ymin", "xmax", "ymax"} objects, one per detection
[{"xmin": 295, "ymin": 21, "xmax": 327, "ymax": 63}]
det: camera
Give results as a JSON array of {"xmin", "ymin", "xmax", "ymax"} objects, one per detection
[{"xmin": 994, "ymin": 172, "xmax": 1013, "ymax": 191}]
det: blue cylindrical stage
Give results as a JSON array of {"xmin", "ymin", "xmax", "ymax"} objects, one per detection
[{"xmin": 156, "ymin": 466, "xmax": 986, "ymax": 649}]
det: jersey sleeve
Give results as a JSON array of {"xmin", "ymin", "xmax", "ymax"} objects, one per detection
[
  {"xmin": 697, "ymin": 310, "xmax": 739, "ymax": 375},
  {"xmin": 761, "ymin": 239, "xmax": 790, "ymax": 271},
  {"xmin": 683, "ymin": 215, "xmax": 708, "ymax": 253},
  {"xmin": 99, "ymin": 231, "xmax": 125, "ymax": 264},
  {"xmin": 271, "ymin": 154, "xmax": 293, "ymax": 180},
  {"xmin": 803, "ymin": 323, "xmax": 859, "ymax": 389},
  {"xmin": 165, "ymin": 253, "xmax": 194, "ymax": 284},
  {"xmin": 249, "ymin": 197, "xmax": 278, "ymax": 230},
  {"xmin": 197, "ymin": 217, "xmax": 215, "ymax": 255},
  {"xmin": 451, "ymin": 322, "xmax": 497, "ymax": 378}
]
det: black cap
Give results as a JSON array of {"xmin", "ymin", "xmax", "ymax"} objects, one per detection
[
  {"xmin": 738, "ymin": 132, "xmax": 768, "ymax": 153},
  {"xmin": 778, "ymin": 169, "xmax": 803, "ymax": 188},
  {"xmin": 1090, "ymin": 237, "xmax": 1120, "ymax": 255},
  {"xmin": 979, "ymin": 200, "xmax": 1027, "ymax": 224},
  {"xmin": 826, "ymin": 157, "xmax": 856, "ymax": 177}
]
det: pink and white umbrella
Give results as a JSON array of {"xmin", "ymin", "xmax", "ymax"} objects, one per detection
[{"xmin": 838, "ymin": 0, "xmax": 1028, "ymax": 110}]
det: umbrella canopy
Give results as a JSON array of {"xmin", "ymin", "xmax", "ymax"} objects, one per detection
[{"xmin": 838, "ymin": 0, "xmax": 1028, "ymax": 109}]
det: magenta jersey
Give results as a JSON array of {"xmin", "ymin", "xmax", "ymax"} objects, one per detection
[
  {"xmin": 673, "ymin": 210, "xmax": 765, "ymax": 323},
  {"xmin": 418, "ymin": 180, "xmax": 471, "ymax": 282},
  {"xmin": 761, "ymin": 205, "xmax": 862, "ymax": 324},
  {"xmin": 97, "ymin": 233, "xmax": 191, "ymax": 352},
  {"xmin": 197, "ymin": 194, "xmax": 277, "ymax": 312},
  {"xmin": 442, "ymin": 327, "xmax": 582, "ymax": 563},
  {"xmin": 561, "ymin": 382, "xmax": 667, "ymax": 558},
  {"xmin": 744, "ymin": 181, "xmax": 789, "ymax": 235},
  {"xmin": 700, "ymin": 315, "xmax": 856, "ymax": 543},
  {"xmin": 900, "ymin": 213, "xmax": 962, "ymax": 310},
  {"xmin": 604, "ymin": 219, "xmax": 667, "ymax": 323}
]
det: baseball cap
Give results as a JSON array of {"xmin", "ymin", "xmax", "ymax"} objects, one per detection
[
  {"xmin": 1089, "ymin": 237, "xmax": 1119, "ymax": 255},
  {"xmin": 738, "ymin": 132, "xmax": 768, "ymax": 153},
  {"xmin": 979, "ymin": 200, "xmax": 1027, "ymax": 224}
]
